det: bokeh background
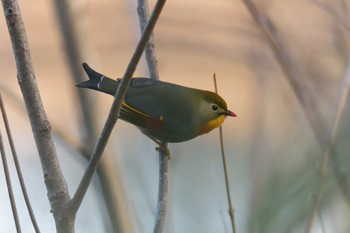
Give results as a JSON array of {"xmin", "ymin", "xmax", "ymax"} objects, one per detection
[{"xmin": 1, "ymin": 0, "xmax": 350, "ymax": 232}]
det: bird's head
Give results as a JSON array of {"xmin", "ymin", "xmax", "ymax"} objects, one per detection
[{"xmin": 197, "ymin": 91, "xmax": 236, "ymax": 135}]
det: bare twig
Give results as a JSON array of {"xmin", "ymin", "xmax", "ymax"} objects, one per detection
[
  {"xmin": 137, "ymin": 0, "xmax": 160, "ymax": 80},
  {"xmin": 0, "ymin": 113, "xmax": 22, "ymax": 233},
  {"xmin": 54, "ymin": 0, "xmax": 133, "ymax": 232},
  {"xmin": 0, "ymin": 86, "xmax": 90, "ymax": 158},
  {"xmin": 1, "ymin": 1, "xmax": 72, "ymax": 232},
  {"xmin": 213, "ymin": 75, "xmax": 237, "ymax": 233},
  {"xmin": 53, "ymin": 0, "xmax": 97, "ymax": 141},
  {"xmin": 241, "ymin": 0, "xmax": 327, "ymax": 140},
  {"xmin": 308, "ymin": 0, "xmax": 350, "ymax": 31},
  {"xmin": 153, "ymin": 143, "xmax": 169, "ymax": 233},
  {"xmin": 69, "ymin": 0, "xmax": 167, "ymax": 214},
  {"xmin": 241, "ymin": 1, "xmax": 350, "ymax": 230},
  {"xmin": 137, "ymin": 1, "xmax": 169, "ymax": 232},
  {"xmin": 0, "ymin": 94, "xmax": 41, "ymax": 233},
  {"xmin": 305, "ymin": 58, "xmax": 350, "ymax": 233}
]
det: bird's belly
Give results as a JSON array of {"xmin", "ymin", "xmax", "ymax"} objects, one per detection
[{"xmin": 139, "ymin": 125, "xmax": 198, "ymax": 143}]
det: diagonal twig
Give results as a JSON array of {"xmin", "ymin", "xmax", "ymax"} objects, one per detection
[
  {"xmin": 54, "ymin": 0, "xmax": 134, "ymax": 231},
  {"xmin": 69, "ymin": 0, "xmax": 167, "ymax": 215},
  {"xmin": 308, "ymin": 0, "xmax": 350, "ymax": 32},
  {"xmin": 305, "ymin": 58, "xmax": 350, "ymax": 233},
  {"xmin": 213, "ymin": 74, "xmax": 237, "ymax": 233},
  {"xmin": 241, "ymin": 1, "xmax": 350, "ymax": 230},
  {"xmin": 0, "ymin": 101, "xmax": 22, "ymax": 233},
  {"xmin": 0, "ymin": 94, "xmax": 41, "ymax": 233},
  {"xmin": 241, "ymin": 0, "xmax": 327, "ymax": 141}
]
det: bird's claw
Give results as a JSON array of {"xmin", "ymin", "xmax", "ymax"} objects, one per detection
[{"xmin": 155, "ymin": 146, "xmax": 171, "ymax": 159}]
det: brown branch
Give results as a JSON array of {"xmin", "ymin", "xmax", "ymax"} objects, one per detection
[
  {"xmin": 69, "ymin": 0, "xmax": 167, "ymax": 215},
  {"xmin": 213, "ymin": 75, "xmax": 237, "ymax": 233},
  {"xmin": 1, "ymin": 1, "xmax": 72, "ymax": 232},
  {"xmin": 0, "ymin": 94, "xmax": 41, "ymax": 233}
]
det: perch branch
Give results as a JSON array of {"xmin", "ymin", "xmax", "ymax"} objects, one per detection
[
  {"xmin": 137, "ymin": 0, "xmax": 160, "ymax": 80},
  {"xmin": 137, "ymin": 1, "xmax": 169, "ymax": 232},
  {"xmin": 213, "ymin": 75, "xmax": 237, "ymax": 233}
]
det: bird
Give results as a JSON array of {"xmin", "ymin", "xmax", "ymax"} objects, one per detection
[{"xmin": 77, "ymin": 63, "xmax": 236, "ymax": 153}]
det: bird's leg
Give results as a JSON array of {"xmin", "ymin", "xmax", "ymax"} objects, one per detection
[{"xmin": 148, "ymin": 137, "xmax": 170, "ymax": 159}]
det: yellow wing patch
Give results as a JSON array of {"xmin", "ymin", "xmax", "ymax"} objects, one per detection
[
  {"xmin": 122, "ymin": 101, "xmax": 151, "ymax": 118},
  {"xmin": 120, "ymin": 101, "xmax": 164, "ymax": 131}
]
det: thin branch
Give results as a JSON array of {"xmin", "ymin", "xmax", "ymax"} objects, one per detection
[
  {"xmin": 1, "ymin": 1, "xmax": 72, "ymax": 232},
  {"xmin": 69, "ymin": 0, "xmax": 167, "ymax": 214},
  {"xmin": 0, "ymin": 113, "xmax": 22, "ymax": 233},
  {"xmin": 213, "ymin": 75, "xmax": 237, "ymax": 233},
  {"xmin": 137, "ymin": 0, "xmax": 160, "ymax": 80},
  {"xmin": 241, "ymin": 1, "xmax": 350, "ymax": 229},
  {"xmin": 137, "ymin": 0, "xmax": 169, "ymax": 232},
  {"xmin": 0, "ymin": 86, "xmax": 90, "ymax": 158},
  {"xmin": 308, "ymin": 0, "xmax": 350, "ymax": 32},
  {"xmin": 53, "ymin": 0, "xmax": 97, "ymax": 142},
  {"xmin": 153, "ymin": 143, "xmax": 169, "ymax": 233},
  {"xmin": 305, "ymin": 58, "xmax": 350, "ymax": 233},
  {"xmin": 0, "ymin": 94, "xmax": 41, "ymax": 233},
  {"xmin": 54, "ymin": 0, "xmax": 133, "ymax": 231},
  {"xmin": 241, "ymin": 0, "xmax": 327, "ymax": 140}
]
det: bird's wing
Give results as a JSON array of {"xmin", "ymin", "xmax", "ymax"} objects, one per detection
[
  {"xmin": 129, "ymin": 78, "xmax": 162, "ymax": 87},
  {"xmin": 120, "ymin": 101, "xmax": 164, "ymax": 131}
]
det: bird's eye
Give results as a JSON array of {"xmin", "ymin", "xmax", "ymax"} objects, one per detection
[{"xmin": 211, "ymin": 104, "xmax": 219, "ymax": 111}]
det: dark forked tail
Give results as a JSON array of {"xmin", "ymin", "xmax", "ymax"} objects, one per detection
[{"xmin": 76, "ymin": 63, "xmax": 119, "ymax": 96}]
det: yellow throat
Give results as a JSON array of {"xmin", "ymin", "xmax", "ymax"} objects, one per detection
[{"xmin": 198, "ymin": 115, "xmax": 226, "ymax": 135}]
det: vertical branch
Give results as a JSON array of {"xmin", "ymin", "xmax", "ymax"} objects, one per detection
[
  {"xmin": 0, "ymin": 94, "xmax": 41, "ymax": 233},
  {"xmin": 213, "ymin": 75, "xmax": 237, "ymax": 233},
  {"xmin": 153, "ymin": 143, "xmax": 169, "ymax": 233},
  {"xmin": 53, "ymin": 0, "xmax": 96, "ymax": 142},
  {"xmin": 137, "ymin": 0, "xmax": 160, "ymax": 80},
  {"xmin": 1, "ymin": 1, "xmax": 72, "ymax": 232},
  {"xmin": 137, "ymin": 1, "xmax": 169, "ymax": 232},
  {"xmin": 69, "ymin": 0, "xmax": 167, "ymax": 215}
]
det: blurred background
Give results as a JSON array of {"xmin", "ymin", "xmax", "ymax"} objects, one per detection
[{"xmin": 1, "ymin": 0, "xmax": 350, "ymax": 232}]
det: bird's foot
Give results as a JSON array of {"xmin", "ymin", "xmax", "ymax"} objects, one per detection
[{"xmin": 155, "ymin": 146, "xmax": 171, "ymax": 160}]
